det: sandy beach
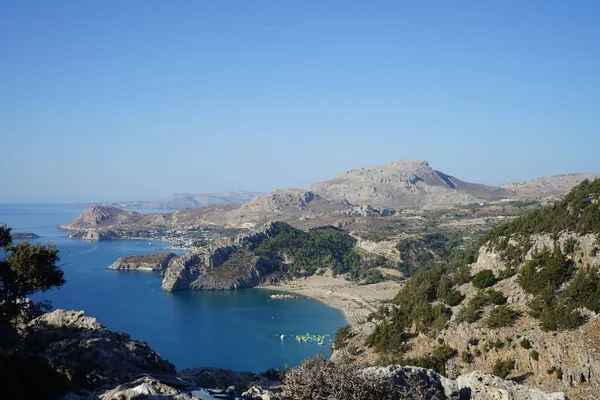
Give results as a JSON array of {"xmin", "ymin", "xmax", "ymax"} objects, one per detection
[{"xmin": 261, "ymin": 272, "xmax": 403, "ymax": 332}]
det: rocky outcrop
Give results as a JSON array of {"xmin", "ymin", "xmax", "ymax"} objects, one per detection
[
  {"xmin": 455, "ymin": 371, "xmax": 567, "ymax": 400},
  {"xmin": 99, "ymin": 375, "xmax": 196, "ymax": 400},
  {"xmin": 161, "ymin": 223, "xmax": 282, "ymax": 291},
  {"xmin": 23, "ymin": 310, "xmax": 176, "ymax": 392},
  {"xmin": 107, "ymin": 252, "xmax": 177, "ymax": 272}
]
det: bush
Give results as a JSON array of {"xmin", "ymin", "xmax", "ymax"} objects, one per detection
[
  {"xmin": 445, "ymin": 290, "xmax": 464, "ymax": 306},
  {"xmin": 283, "ymin": 356, "xmax": 437, "ymax": 400},
  {"xmin": 461, "ymin": 350, "xmax": 473, "ymax": 363},
  {"xmin": 530, "ymin": 350, "xmax": 539, "ymax": 361},
  {"xmin": 520, "ymin": 338, "xmax": 531, "ymax": 349},
  {"xmin": 472, "ymin": 269, "xmax": 496, "ymax": 289},
  {"xmin": 487, "ymin": 290, "xmax": 507, "ymax": 305},
  {"xmin": 333, "ymin": 325, "xmax": 352, "ymax": 350},
  {"xmin": 492, "ymin": 358, "xmax": 515, "ymax": 379},
  {"xmin": 517, "ymin": 245, "xmax": 575, "ymax": 296},
  {"xmin": 485, "ymin": 305, "xmax": 520, "ymax": 328}
]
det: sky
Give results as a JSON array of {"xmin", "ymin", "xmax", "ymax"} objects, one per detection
[{"xmin": 1, "ymin": 1, "xmax": 599, "ymax": 202}]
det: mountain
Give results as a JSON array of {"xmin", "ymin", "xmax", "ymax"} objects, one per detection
[
  {"xmin": 309, "ymin": 160, "xmax": 515, "ymax": 209},
  {"xmin": 104, "ymin": 191, "xmax": 262, "ymax": 210},
  {"xmin": 501, "ymin": 173, "xmax": 600, "ymax": 199}
]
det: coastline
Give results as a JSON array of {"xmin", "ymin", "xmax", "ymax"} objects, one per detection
[{"xmin": 260, "ymin": 272, "xmax": 402, "ymax": 331}]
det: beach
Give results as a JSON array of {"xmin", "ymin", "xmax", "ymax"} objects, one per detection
[{"xmin": 261, "ymin": 272, "xmax": 403, "ymax": 333}]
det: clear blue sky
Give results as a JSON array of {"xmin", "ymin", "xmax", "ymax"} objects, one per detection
[{"xmin": 1, "ymin": 1, "xmax": 598, "ymax": 202}]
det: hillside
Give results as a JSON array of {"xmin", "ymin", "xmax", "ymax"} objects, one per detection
[
  {"xmin": 309, "ymin": 160, "xmax": 515, "ymax": 209},
  {"xmin": 353, "ymin": 179, "xmax": 600, "ymax": 399},
  {"xmin": 501, "ymin": 174, "xmax": 600, "ymax": 199}
]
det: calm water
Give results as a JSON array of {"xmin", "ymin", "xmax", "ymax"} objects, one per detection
[{"xmin": 0, "ymin": 204, "xmax": 346, "ymax": 372}]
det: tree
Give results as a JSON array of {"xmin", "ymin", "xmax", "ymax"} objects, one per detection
[{"xmin": 0, "ymin": 225, "xmax": 65, "ymax": 326}]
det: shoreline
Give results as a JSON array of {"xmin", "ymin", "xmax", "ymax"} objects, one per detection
[{"xmin": 260, "ymin": 273, "xmax": 402, "ymax": 330}]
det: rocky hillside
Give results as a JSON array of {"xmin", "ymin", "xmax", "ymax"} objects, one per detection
[
  {"xmin": 309, "ymin": 160, "xmax": 514, "ymax": 209},
  {"xmin": 102, "ymin": 221, "xmax": 385, "ymax": 292},
  {"xmin": 8, "ymin": 309, "xmax": 567, "ymax": 399},
  {"xmin": 359, "ymin": 178, "xmax": 600, "ymax": 399},
  {"xmin": 501, "ymin": 173, "xmax": 600, "ymax": 199}
]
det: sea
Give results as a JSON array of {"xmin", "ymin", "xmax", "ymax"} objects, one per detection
[{"xmin": 0, "ymin": 204, "xmax": 347, "ymax": 372}]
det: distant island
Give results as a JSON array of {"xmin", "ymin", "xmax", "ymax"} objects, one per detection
[{"xmin": 11, "ymin": 232, "xmax": 40, "ymax": 239}]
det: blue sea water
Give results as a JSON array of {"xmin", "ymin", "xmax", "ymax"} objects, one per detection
[{"xmin": 0, "ymin": 204, "xmax": 347, "ymax": 372}]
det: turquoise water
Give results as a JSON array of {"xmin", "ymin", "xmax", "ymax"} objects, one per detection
[{"xmin": 0, "ymin": 204, "xmax": 347, "ymax": 372}]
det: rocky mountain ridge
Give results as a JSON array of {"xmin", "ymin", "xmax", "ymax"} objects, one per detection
[{"xmin": 60, "ymin": 161, "xmax": 598, "ymax": 235}]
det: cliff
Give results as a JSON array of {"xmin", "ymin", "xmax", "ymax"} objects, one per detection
[{"xmin": 161, "ymin": 223, "xmax": 282, "ymax": 291}]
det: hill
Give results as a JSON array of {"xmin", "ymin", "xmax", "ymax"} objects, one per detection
[
  {"xmin": 356, "ymin": 179, "xmax": 600, "ymax": 399},
  {"xmin": 309, "ymin": 160, "xmax": 514, "ymax": 209},
  {"xmin": 501, "ymin": 173, "xmax": 600, "ymax": 199}
]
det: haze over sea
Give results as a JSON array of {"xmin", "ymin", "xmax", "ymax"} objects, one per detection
[{"xmin": 0, "ymin": 203, "xmax": 346, "ymax": 372}]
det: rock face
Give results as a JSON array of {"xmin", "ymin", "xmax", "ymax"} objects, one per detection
[
  {"xmin": 455, "ymin": 371, "xmax": 567, "ymax": 400},
  {"xmin": 161, "ymin": 223, "xmax": 281, "ymax": 291},
  {"xmin": 107, "ymin": 252, "xmax": 177, "ymax": 272},
  {"xmin": 23, "ymin": 310, "xmax": 176, "ymax": 392},
  {"xmin": 359, "ymin": 366, "xmax": 566, "ymax": 400},
  {"xmin": 438, "ymin": 234, "xmax": 600, "ymax": 398}
]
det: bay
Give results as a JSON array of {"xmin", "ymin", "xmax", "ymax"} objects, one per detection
[{"xmin": 0, "ymin": 204, "xmax": 347, "ymax": 372}]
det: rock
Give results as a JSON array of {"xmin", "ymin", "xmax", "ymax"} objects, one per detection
[
  {"xmin": 455, "ymin": 371, "xmax": 567, "ymax": 400},
  {"xmin": 107, "ymin": 252, "xmax": 177, "ymax": 272},
  {"xmin": 23, "ymin": 310, "xmax": 176, "ymax": 392},
  {"xmin": 242, "ymin": 385, "xmax": 284, "ymax": 400},
  {"xmin": 99, "ymin": 375, "xmax": 197, "ymax": 400},
  {"xmin": 178, "ymin": 367, "xmax": 277, "ymax": 394}
]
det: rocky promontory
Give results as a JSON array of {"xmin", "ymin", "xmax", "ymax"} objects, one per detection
[
  {"xmin": 161, "ymin": 223, "xmax": 282, "ymax": 291},
  {"xmin": 22, "ymin": 310, "xmax": 176, "ymax": 393},
  {"xmin": 107, "ymin": 252, "xmax": 177, "ymax": 272}
]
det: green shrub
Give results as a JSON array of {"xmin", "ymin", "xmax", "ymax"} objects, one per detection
[
  {"xmin": 487, "ymin": 290, "xmax": 507, "ymax": 305},
  {"xmin": 530, "ymin": 350, "xmax": 539, "ymax": 361},
  {"xmin": 472, "ymin": 269, "xmax": 496, "ymax": 289},
  {"xmin": 473, "ymin": 348, "xmax": 481, "ymax": 357},
  {"xmin": 517, "ymin": 245, "xmax": 575, "ymax": 296},
  {"xmin": 485, "ymin": 305, "xmax": 519, "ymax": 328},
  {"xmin": 487, "ymin": 339, "xmax": 504, "ymax": 350},
  {"xmin": 445, "ymin": 290, "xmax": 464, "ymax": 306},
  {"xmin": 333, "ymin": 325, "xmax": 352, "ymax": 349},
  {"xmin": 563, "ymin": 237, "xmax": 580, "ymax": 255},
  {"xmin": 520, "ymin": 338, "xmax": 531, "ymax": 349},
  {"xmin": 461, "ymin": 350, "xmax": 473, "ymax": 364},
  {"xmin": 492, "ymin": 358, "xmax": 515, "ymax": 379}
]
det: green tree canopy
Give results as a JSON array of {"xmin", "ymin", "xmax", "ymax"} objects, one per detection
[{"xmin": 0, "ymin": 225, "xmax": 65, "ymax": 325}]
